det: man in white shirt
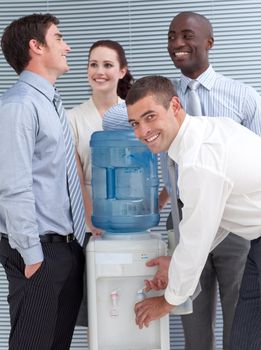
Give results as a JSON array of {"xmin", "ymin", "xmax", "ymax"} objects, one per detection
[
  {"xmin": 126, "ymin": 75, "xmax": 261, "ymax": 350},
  {"xmin": 160, "ymin": 11, "xmax": 261, "ymax": 350}
]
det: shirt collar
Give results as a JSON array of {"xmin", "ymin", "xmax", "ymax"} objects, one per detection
[
  {"xmin": 19, "ymin": 70, "xmax": 55, "ymax": 102},
  {"xmin": 180, "ymin": 65, "xmax": 218, "ymax": 93},
  {"xmin": 168, "ymin": 114, "xmax": 191, "ymax": 162}
]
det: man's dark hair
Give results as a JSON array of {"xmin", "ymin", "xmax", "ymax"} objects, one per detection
[
  {"xmin": 1, "ymin": 13, "xmax": 59, "ymax": 74},
  {"xmin": 126, "ymin": 75, "xmax": 178, "ymax": 109}
]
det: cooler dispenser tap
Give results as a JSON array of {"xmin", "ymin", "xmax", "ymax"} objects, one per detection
[{"xmin": 110, "ymin": 289, "xmax": 119, "ymax": 318}]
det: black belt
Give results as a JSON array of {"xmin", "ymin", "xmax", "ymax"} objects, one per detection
[
  {"xmin": 40, "ymin": 233, "xmax": 75, "ymax": 243},
  {"xmin": 0, "ymin": 232, "xmax": 75, "ymax": 243}
]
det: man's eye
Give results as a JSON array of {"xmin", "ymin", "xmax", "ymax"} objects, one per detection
[
  {"xmin": 146, "ymin": 114, "xmax": 155, "ymax": 120},
  {"xmin": 184, "ymin": 34, "xmax": 194, "ymax": 39},
  {"xmin": 130, "ymin": 122, "xmax": 137, "ymax": 128}
]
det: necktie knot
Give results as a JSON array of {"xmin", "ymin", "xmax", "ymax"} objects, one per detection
[
  {"xmin": 53, "ymin": 89, "xmax": 61, "ymax": 104},
  {"xmin": 188, "ymin": 80, "xmax": 200, "ymax": 91}
]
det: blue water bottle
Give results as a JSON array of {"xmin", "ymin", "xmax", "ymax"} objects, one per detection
[{"xmin": 90, "ymin": 130, "xmax": 160, "ymax": 233}]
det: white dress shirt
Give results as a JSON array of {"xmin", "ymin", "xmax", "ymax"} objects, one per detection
[{"xmin": 164, "ymin": 114, "xmax": 261, "ymax": 306}]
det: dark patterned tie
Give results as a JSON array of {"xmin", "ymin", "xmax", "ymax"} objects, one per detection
[
  {"xmin": 186, "ymin": 80, "xmax": 202, "ymax": 116},
  {"xmin": 53, "ymin": 90, "xmax": 85, "ymax": 246},
  {"xmin": 167, "ymin": 156, "xmax": 180, "ymax": 245}
]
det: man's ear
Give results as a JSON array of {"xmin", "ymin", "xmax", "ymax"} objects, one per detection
[
  {"xmin": 28, "ymin": 39, "xmax": 44, "ymax": 55},
  {"xmin": 171, "ymin": 96, "xmax": 182, "ymax": 115},
  {"xmin": 207, "ymin": 36, "xmax": 214, "ymax": 50}
]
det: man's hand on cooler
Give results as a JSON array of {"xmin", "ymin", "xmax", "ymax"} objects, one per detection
[
  {"xmin": 134, "ymin": 295, "xmax": 174, "ymax": 328},
  {"xmin": 144, "ymin": 256, "xmax": 171, "ymax": 291}
]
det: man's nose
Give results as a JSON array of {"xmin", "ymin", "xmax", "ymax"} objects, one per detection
[
  {"xmin": 171, "ymin": 36, "xmax": 185, "ymax": 48},
  {"xmin": 138, "ymin": 122, "xmax": 151, "ymax": 139},
  {"xmin": 65, "ymin": 42, "xmax": 71, "ymax": 52}
]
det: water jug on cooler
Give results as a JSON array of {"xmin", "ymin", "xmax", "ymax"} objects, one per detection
[
  {"xmin": 87, "ymin": 129, "xmax": 169, "ymax": 350},
  {"xmin": 90, "ymin": 129, "xmax": 160, "ymax": 233}
]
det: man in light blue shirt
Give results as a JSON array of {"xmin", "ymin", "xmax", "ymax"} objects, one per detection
[
  {"xmin": 0, "ymin": 13, "xmax": 85, "ymax": 350},
  {"xmin": 165, "ymin": 11, "xmax": 261, "ymax": 350},
  {"xmin": 0, "ymin": 71, "xmax": 74, "ymax": 264}
]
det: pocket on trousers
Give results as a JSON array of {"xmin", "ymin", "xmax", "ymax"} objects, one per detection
[
  {"xmin": 26, "ymin": 260, "xmax": 47, "ymax": 284},
  {"xmin": 25, "ymin": 260, "xmax": 56, "ymax": 297}
]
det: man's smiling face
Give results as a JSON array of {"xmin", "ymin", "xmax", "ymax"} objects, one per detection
[
  {"xmin": 127, "ymin": 95, "xmax": 179, "ymax": 154},
  {"xmin": 167, "ymin": 13, "xmax": 213, "ymax": 78}
]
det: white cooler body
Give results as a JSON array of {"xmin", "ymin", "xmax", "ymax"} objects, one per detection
[{"xmin": 87, "ymin": 232, "xmax": 170, "ymax": 350}]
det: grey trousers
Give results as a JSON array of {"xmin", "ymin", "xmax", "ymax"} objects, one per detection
[
  {"xmin": 230, "ymin": 236, "xmax": 261, "ymax": 350},
  {"xmin": 181, "ymin": 233, "xmax": 250, "ymax": 350}
]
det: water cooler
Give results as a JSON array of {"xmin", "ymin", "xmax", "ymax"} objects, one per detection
[{"xmin": 87, "ymin": 130, "xmax": 170, "ymax": 350}]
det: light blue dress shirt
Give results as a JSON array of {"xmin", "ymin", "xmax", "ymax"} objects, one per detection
[
  {"xmin": 162, "ymin": 65, "xmax": 261, "ymax": 193},
  {"xmin": 0, "ymin": 71, "xmax": 73, "ymax": 264},
  {"xmin": 102, "ymin": 101, "xmax": 130, "ymax": 130},
  {"xmin": 176, "ymin": 65, "xmax": 261, "ymax": 134}
]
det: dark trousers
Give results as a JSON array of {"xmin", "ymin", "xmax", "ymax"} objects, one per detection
[
  {"xmin": 230, "ymin": 236, "xmax": 261, "ymax": 350},
  {"xmin": 0, "ymin": 238, "xmax": 84, "ymax": 350},
  {"xmin": 182, "ymin": 234, "xmax": 249, "ymax": 350},
  {"xmin": 167, "ymin": 206, "xmax": 249, "ymax": 350}
]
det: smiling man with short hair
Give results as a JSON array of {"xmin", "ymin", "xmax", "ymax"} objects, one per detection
[
  {"xmin": 0, "ymin": 13, "xmax": 85, "ymax": 350},
  {"xmin": 127, "ymin": 75, "xmax": 261, "ymax": 350}
]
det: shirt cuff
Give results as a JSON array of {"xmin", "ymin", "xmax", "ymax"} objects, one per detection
[
  {"xmin": 164, "ymin": 284, "xmax": 189, "ymax": 306},
  {"xmin": 17, "ymin": 243, "xmax": 44, "ymax": 265}
]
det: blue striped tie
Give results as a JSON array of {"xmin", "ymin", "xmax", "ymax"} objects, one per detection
[{"xmin": 53, "ymin": 90, "xmax": 86, "ymax": 246}]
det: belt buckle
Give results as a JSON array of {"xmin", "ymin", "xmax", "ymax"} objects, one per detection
[{"xmin": 66, "ymin": 234, "xmax": 74, "ymax": 243}]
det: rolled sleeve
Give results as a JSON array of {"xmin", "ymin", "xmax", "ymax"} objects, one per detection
[{"xmin": 8, "ymin": 235, "xmax": 44, "ymax": 265}]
